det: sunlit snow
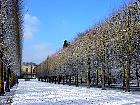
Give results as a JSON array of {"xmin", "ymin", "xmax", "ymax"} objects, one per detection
[{"xmin": 12, "ymin": 79, "xmax": 140, "ymax": 105}]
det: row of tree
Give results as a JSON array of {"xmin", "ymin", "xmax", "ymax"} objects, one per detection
[
  {"xmin": 0, "ymin": 0, "xmax": 23, "ymax": 95},
  {"xmin": 36, "ymin": 0, "xmax": 140, "ymax": 92}
]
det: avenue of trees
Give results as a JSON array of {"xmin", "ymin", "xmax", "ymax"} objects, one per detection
[
  {"xmin": 36, "ymin": 1, "xmax": 140, "ymax": 92},
  {"xmin": 0, "ymin": 0, "xmax": 23, "ymax": 95}
]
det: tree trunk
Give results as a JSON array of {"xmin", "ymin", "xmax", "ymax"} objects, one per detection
[
  {"xmin": 16, "ymin": 75, "xmax": 19, "ymax": 84},
  {"xmin": 66, "ymin": 75, "xmax": 68, "ymax": 84},
  {"xmin": 47, "ymin": 76, "xmax": 49, "ymax": 82},
  {"xmin": 76, "ymin": 74, "xmax": 78, "ymax": 87},
  {"xmin": 69, "ymin": 75, "xmax": 71, "ymax": 86},
  {"xmin": 38, "ymin": 77, "xmax": 40, "ymax": 81},
  {"xmin": 13, "ymin": 74, "xmax": 16, "ymax": 86},
  {"xmin": 51, "ymin": 76, "xmax": 53, "ymax": 83},
  {"xmin": 136, "ymin": 66, "xmax": 139, "ymax": 87},
  {"xmin": 54, "ymin": 76, "xmax": 56, "ymax": 84},
  {"xmin": 63, "ymin": 76, "xmax": 65, "ymax": 85},
  {"xmin": 107, "ymin": 68, "xmax": 111, "ymax": 87},
  {"xmin": 122, "ymin": 63, "xmax": 126, "ymax": 89},
  {"xmin": 0, "ymin": 56, "xmax": 4, "ymax": 95},
  {"xmin": 102, "ymin": 68, "xmax": 105, "ymax": 90},
  {"xmin": 44, "ymin": 77, "xmax": 46, "ymax": 82},
  {"xmin": 41, "ymin": 77, "xmax": 43, "ymax": 82},
  {"xmin": 49, "ymin": 76, "xmax": 51, "ymax": 83},
  {"xmin": 126, "ymin": 60, "xmax": 131, "ymax": 92},
  {"xmin": 96, "ymin": 69, "xmax": 98, "ymax": 87},
  {"xmin": 80, "ymin": 78, "xmax": 82, "ymax": 84},
  {"xmin": 87, "ymin": 70, "xmax": 91, "ymax": 88},
  {"xmin": 10, "ymin": 71, "xmax": 14, "ymax": 88},
  {"xmin": 58, "ymin": 75, "xmax": 60, "ymax": 84},
  {"xmin": 5, "ymin": 66, "xmax": 10, "ymax": 92}
]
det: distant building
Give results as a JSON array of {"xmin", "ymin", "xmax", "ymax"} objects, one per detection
[{"xmin": 21, "ymin": 62, "xmax": 37, "ymax": 78}]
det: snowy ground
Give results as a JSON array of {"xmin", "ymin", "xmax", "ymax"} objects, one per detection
[
  {"xmin": 11, "ymin": 79, "xmax": 140, "ymax": 105},
  {"xmin": 0, "ymin": 85, "xmax": 17, "ymax": 105}
]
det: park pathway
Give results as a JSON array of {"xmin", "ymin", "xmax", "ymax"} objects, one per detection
[{"xmin": 11, "ymin": 79, "xmax": 140, "ymax": 105}]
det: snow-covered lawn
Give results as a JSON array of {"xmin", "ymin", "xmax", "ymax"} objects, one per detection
[
  {"xmin": 0, "ymin": 85, "xmax": 17, "ymax": 104},
  {"xmin": 12, "ymin": 79, "xmax": 140, "ymax": 105}
]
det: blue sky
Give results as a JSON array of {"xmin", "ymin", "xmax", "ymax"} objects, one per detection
[{"xmin": 23, "ymin": 0, "xmax": 131, "ymax": 64}]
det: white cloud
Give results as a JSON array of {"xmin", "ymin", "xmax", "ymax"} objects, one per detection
[
  {"xmin": 23, "ymin": 42, "xmax": 55, "ymax": 64},
  {"xmin": 24, "ymin": 14, "xmax": 39, "ymax": 40},
  {"xmin": 23, "ymin": 14, "xmax": 54, "ymax": 64}
]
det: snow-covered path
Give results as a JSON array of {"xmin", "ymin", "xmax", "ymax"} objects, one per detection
[{"xmin": 12, "ymin": 79, "xmax": 140, "ymax": 105}]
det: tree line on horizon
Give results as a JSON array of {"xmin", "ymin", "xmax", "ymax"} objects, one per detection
[{"xmin": 35, "ymin": 0, "xmax": 140, "ymax": 92}]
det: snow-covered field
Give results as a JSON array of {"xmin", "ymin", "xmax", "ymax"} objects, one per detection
[{"xmin": 12, "ymin": 79, "xmax": 140, "ymax": 105}]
